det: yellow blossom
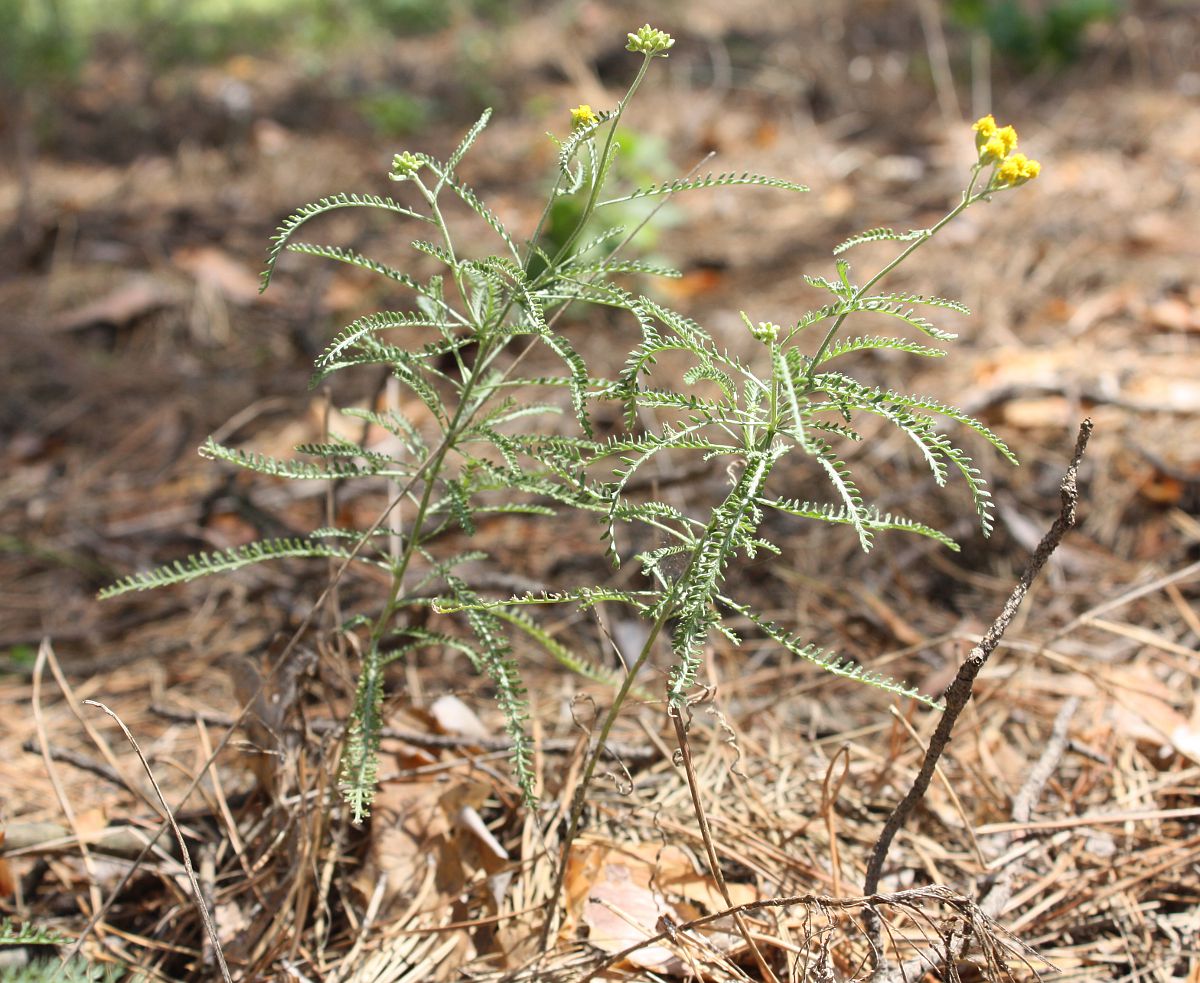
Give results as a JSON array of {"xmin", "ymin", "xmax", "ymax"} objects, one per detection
[
  {"xmin": 973, "ymin": 114, "xmax": 997, "ymax": 139},
  {"xmin": 981, "ymin": 136, "xmax": 1008, "ymax": 161},
  {"xmin": 973, "ymin": 114, "xmax": 996, "ymax": 153},
  {"xmin": 974, "ymin": 115, "xmax": 1019, "ymax": 162},
  {"xmin": 570, "ymin": 104, "xmax": 600, "ymax": 128},
  {"xmin": 996, "ymin": 152, "xmax": 1041, "ymax": 186}
]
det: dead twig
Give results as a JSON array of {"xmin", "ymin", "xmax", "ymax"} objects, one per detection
[
  {"xmin": 21, "ymin": 738, "xmax": 128, "ymax": 791},
  {"xmin": 32, "ymin": 641, "xmax": 104, "ymax": 923},
  {"xmin": 890, "ymin": 696, "xmax": 1079, "ymax": 982},
  {"xmin": 819, "ymin": 743, "xmax": 852, "ymax": 900},
  {"xmin": 862, "ymin": 418, "xmax": 1092, "ymax": 972}
]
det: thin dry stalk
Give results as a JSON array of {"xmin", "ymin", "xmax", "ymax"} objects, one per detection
[
  {"xmin": 819, "ymin": 743, "xmax": 851, "ymax": 899},
  {"xmin": 82, "ymin": 699, "xmax": 233, "ymax": 983},
  {"xmin": 60, "ymin": 690, "xmax": 260, "ymax": 967},
  {"xmin": 671, "ymin": 703, "xmax": 780, "ymax": 983},
  {"xmin": 31, "ymin": 641, "xmax": 104, "ymax": 921}
]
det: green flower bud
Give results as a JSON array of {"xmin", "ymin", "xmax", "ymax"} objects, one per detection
[
  {"xmin": 626, "ymin": 24, "xmax": 675, "ymax": 57},
  {"xmin": 389, "ymin": 151, "xmax": 424, "ymax": 181},
  {"xmin": 750, "ymin": 320, "xmax": 780, "ymax": 345}
]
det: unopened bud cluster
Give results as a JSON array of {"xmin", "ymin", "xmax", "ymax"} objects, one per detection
[
  {"xmin": 389, "ymin": 151, "xmax": 424, "ymax": 182},
  {"xmin": 626, "ymin": 24, "xmax": 675, "ymax": 57}
]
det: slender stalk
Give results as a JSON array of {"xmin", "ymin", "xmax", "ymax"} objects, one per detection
[
  {"xmin": 538, "ymin": 599, "xmax": 674, "ymax": 947},
  {"xmin": 800, "ymin": 164, "xmax": 986, "ymax": 380},
  {"xmin": 534, "ymin": 54, "xmax": 656, "ymax": 281},
  {"xmin": 671, "ymin": 707, "xmax": 780, "ymax": 982}
]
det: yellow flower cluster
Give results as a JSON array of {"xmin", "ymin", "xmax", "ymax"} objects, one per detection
[
  {"xmin": 972, "ymin": 115, "xmax": 1041, "ymax": 187},
  {"xmin": 570, "ymin": 104, "xmax": 600, "ymax": 129},
  {"xmin": 997, "ymin": 153, "xmax": 1041, "ymax": 185}
]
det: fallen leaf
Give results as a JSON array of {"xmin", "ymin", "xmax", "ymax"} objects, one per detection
[
  {"xmin": 1146, "ymin": 296, "xmax": 1200, "ymax": 333},
  {"xmin": 581, "ymin": 852, "xmax": 682, "ymax": 974},
  {"xmin": 173, "ymin": 245, "xmax": 265, "ymax": 306},
  {"xmin": 567, "ymin": 839, "xmax": 750, "ymax": 975},
  {"xmin": 658, "ymin": 265, "xmax": 726, "ymax": 300},
  {"xmin": 1103, "ymin": 666, "xmax": 1200, "ymax": 765},
  {"xmin": 48, "ymin": 274, "xmax": 179, "ymax": 332},
  {"xmin": 368, "ymin": 779, "xmax": 451, "ymax": 903},
  {"xmin": 430, "ymin": 694, "xmax": 491, "ymax": 741},
  {"xmin": 0, "ymin": 831, "xmax": 14, "ymax": 897},
  {"xmin": 1001, "ymin": 396, "xmax": 1072, "ymax": 429}
]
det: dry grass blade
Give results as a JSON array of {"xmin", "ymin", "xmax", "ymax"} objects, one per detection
[
  {"xmin": 81, "ymin": 699, "xmax": 233, "ymax": 983},
  {"xmin": 671, "ymin": 703, "xmax": 779, "ymax": 983},
  {"xmin": 31, "ymin": 641, "xmax": 104, "ymax": 923}
]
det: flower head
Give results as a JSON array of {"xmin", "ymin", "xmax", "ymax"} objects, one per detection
[
  {"xmin": 981, "ymin": 135, "xmax": 1008, "ymax": 162},
  {"xmin": 570, "ymin": 104, "xmax": 600, "ymax": 129},
  {"xmin": 994, "ymin": 152, "xmax": 1041, "ymax": 187},
  {"xmin": 389, "ymin": 151, "xmax": 424, "ymax": 181},
  {"xmin": 972, "ymin": 115, "xmax": 1041, "ymax": 188},
  {"xmin": 626, "ymin": 24, "xmax": 675, "ymax": 57},
  {"xmin": 977, "ymin": 121, "xmax": 1018, "ymax": 163},
  {"xmin": 973, "ymin": 114, "xmax": 998, "ymax": 141},
  {"xmin": 750, "ymin": 320, "xmax": 780, "ymax": 345}
]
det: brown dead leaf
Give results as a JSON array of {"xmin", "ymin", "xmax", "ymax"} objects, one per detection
[
  {"xmin": 578, "ymin": 847, "xmax": 681, "ymax": 974},
  {"xmin": 1103, "ymin": 666, "xmax": 1200, "ymax": 765},
  {"xmin": 1064, "ymin": 284, "xmax": 1136, "ymax": 333},
  {"xmin": 1001, "ymin": 396, "xmax": 1072, "ymax": 429},
  {"xmin": 173, "ymin": 245, "xmax": 265, "ymax": 306},
  {"xmin": 1146, "ymin": 296, "xmax": 1200, "ymax": 333},
  {"xmin": 658, "ymin": 265, "xmax": 726, "ymax": 300},
  {"xmin": 1137, "ymin": 470, "xmax": 1185, "ymax": 506},
  {"xmin": 646, "ymin": 843, "xmax": 756, "ymax": 913},
  {"xmin": 366, "ymin": 771, "xmax": 503, "ymax": 914},
  {"xmin": 369, "ymin": 778, "xmax": 452, "ymax": 904},
  {"xmin": 48, "ymin": 274, "xmax": 179, "ymax": 332},
  {"xmin": 1122, "ymin": 366, "xmax": 1200, "ymax": 413},
  {"xmin": 973, "ymin": 347, "xmax": 1074, "ymax": 390},
  {"xmin": 566, "ymin": 839, "xmax": 751, "ymax": 975},
  {"xmin": 0, "ymin": 831, "xmax": 14, "ymax": 897}
]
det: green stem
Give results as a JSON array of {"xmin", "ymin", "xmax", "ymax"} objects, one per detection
[
  {"xmin": 541, "ymin": 438, "xmax": 775, "ymax": 937},
  {"xmin": 533, "ymin": 54, "xmax": 656, "ymax": 283},
  {"xmin": 367, "ymin": 341, "xmax": 492, "ymax": 652},
  {"xmin": 801, "ymin": 163, "xmax": 987, "ymax": 384},
  {"xmin": 539, "ymin": 597, "xmax": 674, "ymax": 946}
]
